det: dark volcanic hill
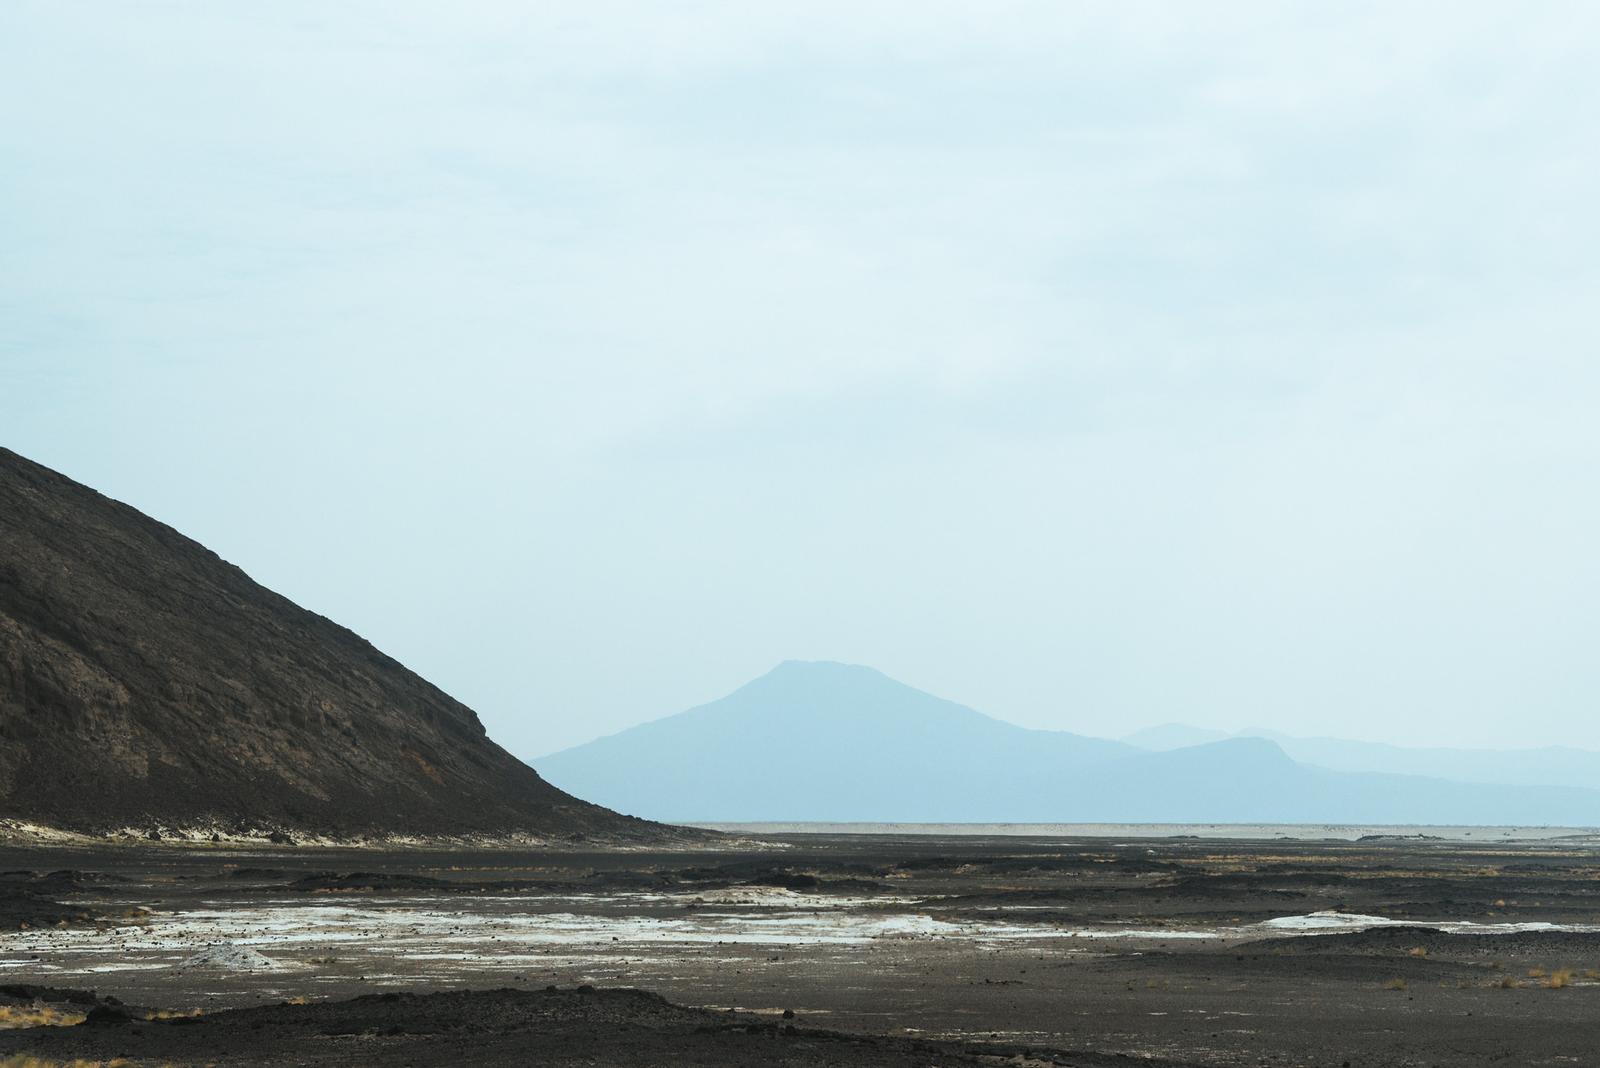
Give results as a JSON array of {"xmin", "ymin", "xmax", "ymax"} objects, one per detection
[{"xmin": 0, "ymin": 447, "xmax": 660, "ymax": 841}]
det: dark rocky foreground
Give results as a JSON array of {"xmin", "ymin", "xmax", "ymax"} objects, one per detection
[
  {"xmin": 0, "ymin": 447, "xmax": 667, "ymax": 842},
  {"xmin": 0, "ymin": 984, "xmax": 1161, "ymax": 1067},
  {"xmin": 5, "ymin": 832, "xmax": 1600, "ymax": 1066}
]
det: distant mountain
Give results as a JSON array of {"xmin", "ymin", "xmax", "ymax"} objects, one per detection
[
  {"xmin": 538, "ymin": 661, "xmax": 1140, "ymax": 823},
  {"xmin": 1121, "ymin": 723, "xmax": 1232, "ymax": 750},
  {"xmin": 537, "ymin": 661, "xmax": 1600, "ymax": 825},
  {"xmin": 1125, "ymin": 723, "xmax": 1600, "ymax": 793},
  {"xmin": 0, "ymin": 447, "xmax": 666, "ymax": 842},
  {"xmin": 1246, "ymin": 730, "xmax": 1600, "ymax": 791}
]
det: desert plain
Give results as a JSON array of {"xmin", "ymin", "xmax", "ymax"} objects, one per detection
[{"xmin": 3, "ymin": 828, "xmax": 1600, "ymax": 1066}]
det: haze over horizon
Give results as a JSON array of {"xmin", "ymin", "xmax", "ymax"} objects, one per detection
[
  {"xmin": 6, "ymin": 3, "xmax": 1599, "ymax": 756},
  {"xmin": 540, "ymin": 659, "xmax": 1600, "ymax": 762}
]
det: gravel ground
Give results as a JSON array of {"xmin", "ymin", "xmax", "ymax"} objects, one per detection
[{"xmin": 3, "ymin": 832, "xmax": 1600, "ymax": 1066}]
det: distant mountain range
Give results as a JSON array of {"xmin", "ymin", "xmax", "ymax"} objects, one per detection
[
  {"xmin": 537, "ymin": 661, "xmax": 1600, "ymax": 825},
  {"xmin": 1124, "ymin": 723, "xmax": 1600, "ymax": 792}
]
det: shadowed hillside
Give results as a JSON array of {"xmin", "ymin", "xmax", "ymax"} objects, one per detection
[{"xmin": 0, "ymin": 447, "xmax": 667, "ymax": 842}]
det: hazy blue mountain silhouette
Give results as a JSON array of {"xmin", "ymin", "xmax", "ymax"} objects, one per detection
[
  {"xmin": 537, "ymin": 661, "xmax": 1600, "ymax": 824},
  {"xmin": 1125, "ymin": 724, "xmax": 1600, "ymax": 793},
  {"xmin": 538, "ymin": 661, "xmax": 1136, "ymax": 823},
  {"xmin": 1122, "ymin": 723, "xmax": 1232, "ymax": 750}
]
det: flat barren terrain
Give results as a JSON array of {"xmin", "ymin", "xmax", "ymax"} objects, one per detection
[{"xmin": 4, "ymin": 831, "xmax": 1600, "ymax": 1065}]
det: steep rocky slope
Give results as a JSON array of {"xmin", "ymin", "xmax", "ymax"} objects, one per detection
[{"xmin": 0, "ymin": 447, "xmax": 661, "ymax": 841}]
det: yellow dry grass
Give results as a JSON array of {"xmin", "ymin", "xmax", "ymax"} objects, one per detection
[
  {"xmin": 140, "ymin": 1007, "xmax": 204, "ymax": 1021},
  {"xmin": 0, "ymin": 1005, "xmax": 87, "ymax": 1029}
]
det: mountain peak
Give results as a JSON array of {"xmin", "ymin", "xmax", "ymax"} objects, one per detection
[
  {"xmin": 738, "ymin": 660, "xmax": 911, "ymax": 704},
  {"xmin": 536, "ymin": 662, "xmax": 1143, "ymax": 821},
  {"xmin": 767, "ymin": 658, "xmax": 883, "ymax": 676},
  {"xmin": 762, "ymin": 659, "xmax": 899, "ymax": 684}
]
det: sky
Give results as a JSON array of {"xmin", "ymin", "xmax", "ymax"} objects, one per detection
[{"xmin": 4, "ymin": 2, "xmax": 1599, "ymax": 756}]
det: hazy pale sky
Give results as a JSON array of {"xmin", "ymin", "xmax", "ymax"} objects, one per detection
[{"xmin": 4, "ymin": 3, "xmax": 1598, "ymax": 755}]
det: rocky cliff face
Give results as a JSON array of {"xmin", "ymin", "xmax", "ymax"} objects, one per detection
[{"xmin": 0, "ymin": 448, "xmax": 658, "ymax": 841}]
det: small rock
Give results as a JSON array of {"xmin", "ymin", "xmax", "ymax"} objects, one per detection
[{"xmin": 178, "ymin": 944, "xmax": 288, "ymax": 972}]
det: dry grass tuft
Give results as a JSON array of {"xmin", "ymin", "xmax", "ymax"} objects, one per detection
[
  {"xmin": 1527, "ymin": 967, "xmax": 1548, "ymax": 979},
  {"xmin": 1546, "ymin": 969, "xmax": 1574, "ymax": 989},
  {"xmin": 1407, "ymin": 946, "xmax": 1429, "ymax": 958},
  {"xmin": 0, "ymin": 1005, "xmax": 87, "ymax": 1030},
  {"xmin": 1498, "ymin": 975, "xmax": 1521, "ymax": 989},
  {"xmin": 1382, "ymin": 977, "xmax": 1408, "ymax": 991},
  {"xmin": 142, "ymin": 1007, "xmax": 204, "ymax": 1021}
]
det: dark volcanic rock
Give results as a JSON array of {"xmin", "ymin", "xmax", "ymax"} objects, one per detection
[
  {"xmin": 0, "ymin": 985, "xmax": 1079, "ymax": 1067},
  {"xmin": 0, "ymin": 885, "xmax": 89, "ymax": 929},
  {"xmin": 285, "ymin": 871, "xmax": 452, "ymax": 893},
  {"xmin": 1246, "ymin": 925, "xmax": 1600, "ymax": 958},
  {"xmin": 0, "ymin": 983, "xmax": 118, "ymax": 1009},
  {"xmin": 0, "ymin": 870, "xmax": 113, "ymax": 928},
  {"xmin": 0, "ymin": 448, "xmax": 668, "ymax": 841}
]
